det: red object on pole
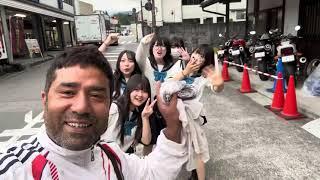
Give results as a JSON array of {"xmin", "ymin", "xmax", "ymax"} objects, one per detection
[
  {"xmin": 221, "ymin": 59, "xmax": 231, "ymax": 81},
  {"xmin": 239, "ymin": 64, "xmax": 255, "ymax": 93},
  {"xmin": 270, "ymin": 72, "xmax": 285, "ymax": 111},
  {"xmin": 280, "ymin": 75, "xmax": 300, "ymax": 118}
]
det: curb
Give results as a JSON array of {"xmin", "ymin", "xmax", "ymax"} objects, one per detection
[
  {"xmin": 0, "ymin": 55, "xmax": 54, "ymax": 79},
  {"xmin": 24, "ymin": 55, "xmax": 55, "ymax": 69}
]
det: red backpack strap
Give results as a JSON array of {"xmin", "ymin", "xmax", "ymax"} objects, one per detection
[
  {"xmin": 32, "ymin": 152, "xmax": 49, "ymax": 180},
  {"xmin": 98, "ymin": 143, "xmax": 124, "ymax": 180}
]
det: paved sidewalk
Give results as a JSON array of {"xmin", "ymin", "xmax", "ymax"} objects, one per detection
[
  {"xmin": 226, "ymin": 65, "xmax": 320, "ymax": 119},
  {"xmin": 13, "ymin": 51, "xmax": 62, "ymax": 68}
]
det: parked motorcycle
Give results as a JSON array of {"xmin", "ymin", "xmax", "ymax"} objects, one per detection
[
  {"xmin": 217, "ymin": 33, "xmax": 228, "ymax": 64},
  {"xmin": 250, "ymin": 31, "xmax": 278, "ymax": 81},
  {"xmin": 228, "ymin": 37, "xmax": 247, "ymax": 72},
  {"xmin": 276, "ymin": 26, "xmax": 308, "ymax": 83}
]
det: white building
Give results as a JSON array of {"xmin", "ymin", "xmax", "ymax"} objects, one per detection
[{"xmin": 139, "ymin": 0, "xmax": 246, "ymax": 27}]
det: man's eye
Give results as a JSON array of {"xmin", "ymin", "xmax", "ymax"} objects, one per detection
[
  {"xmin": 62, "ymin": 91, "xmax": 75, "ymax": 96},
  {"xmin": 90, "ymin": 93, "xmax": 106, "ymax": 100}
]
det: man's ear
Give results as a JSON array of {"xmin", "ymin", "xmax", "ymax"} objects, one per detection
[{"xmin": 41, "ymin": 91, "xmax": 47, "ymax": 107}]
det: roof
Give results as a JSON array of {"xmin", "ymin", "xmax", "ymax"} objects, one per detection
[{"xmin": 200, "ymin": 0, "xmax": 241, "ymax": 8}]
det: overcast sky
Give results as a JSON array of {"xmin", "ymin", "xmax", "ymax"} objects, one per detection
[{"xmin": 80, "ymin": 0, "xmax": 140, "ymax": 14}]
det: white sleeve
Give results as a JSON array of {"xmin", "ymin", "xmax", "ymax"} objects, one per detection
[
  {"xmin": 101, "ymin": 103, "xmax": 121, "ymax": 143},
  {"xmin": 121, "ymin": 131, "xmax": 188, "ymax": 180},
  {"xmin": 135, "ymin": 37, "xmax": 150, "ymax": 72}
]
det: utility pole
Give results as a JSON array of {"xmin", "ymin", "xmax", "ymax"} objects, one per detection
[
  {"xmin": 140, "ymin": 0, "xmax": 145, "ymax": 36},
  {"xmin": 151, "ymin": 0, "xmax": 156, "ymax": 33},
  {"xmin": 226, "ymin": 2, "xmax": 230, "ymax": 39},
  {"xmin": 132, "ymin": 8, "xmax": 138, "ymax": 42}
]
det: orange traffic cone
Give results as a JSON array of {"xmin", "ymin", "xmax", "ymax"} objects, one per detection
[
  {"xmin": 239, "ymin": 64, "xmax": 256, "ymax": 93},
  {"xmin": 280, "ymin": 75, "xmax": 301, "ymax": 119},
  {"xmin": 222, "ymin": 59, "xmax": 231, "ymax": 82},
  {"xmin": 270, "ymin": 72, "xmax": 285, "ymax": 111}
]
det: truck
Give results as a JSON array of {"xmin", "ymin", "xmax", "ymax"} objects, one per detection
[{"xmin": 75, "ymin": 14, "xmax": 115, "ymax": 45}]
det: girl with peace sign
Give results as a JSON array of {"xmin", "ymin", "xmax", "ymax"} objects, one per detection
[{"xmin": 101, "ymin": 74, "xmax": 157, "ymax": 153}]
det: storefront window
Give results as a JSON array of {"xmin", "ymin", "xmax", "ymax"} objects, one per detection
[
  {"xmin": 6, "ymin": 9, "xmax": 33, "ymax": 58},
  {"xmin": 43, "ymin": 16, "xmax": 62, "ymax": 50},
  {"xmin": 63, "ymin": 21, "xmax": 72, "ymax": 47}
]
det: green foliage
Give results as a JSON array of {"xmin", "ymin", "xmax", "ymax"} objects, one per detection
[{"xmin": 113, "ymin": 12, "xmax": 135, "ymax": 25}]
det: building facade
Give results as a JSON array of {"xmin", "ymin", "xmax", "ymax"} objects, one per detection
[
  {"xmin": 139, "ymin": 0, "xmax": 246, "ymax": 27},
  {"xmin": 0, "ymin": 0, "xmax": 76, "ymax": 62},
  {"xmin": 74, "ymin": 0, "xmax": 93, "ymax": 15},
  {"xmin": 247, "ymin": 0, "xmax": 320, "ymax": 72}
]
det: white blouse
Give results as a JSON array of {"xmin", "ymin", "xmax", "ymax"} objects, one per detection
[{"xmin": 101, "ymin": 103, "xmax": 137, "ymax": 152}]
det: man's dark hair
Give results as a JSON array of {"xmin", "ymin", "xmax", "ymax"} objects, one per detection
[{"xmin": 44, "ymin": 45, "xmax": 114, "ymax": 99}]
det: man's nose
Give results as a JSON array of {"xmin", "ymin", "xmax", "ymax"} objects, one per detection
[{"xmin": 71, "ymin": 93, "xmax": 90, "ymax": 114}]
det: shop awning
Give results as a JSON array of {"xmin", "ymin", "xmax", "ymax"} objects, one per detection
[
  {"xmin": 0, "ymin": 0, "xmax": 74, "ymax": 21},
  {"xmin": 200, "ymin": 0, "xmax": 241, "ymax": 8}
]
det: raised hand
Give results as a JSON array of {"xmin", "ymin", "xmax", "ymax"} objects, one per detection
[
  {"xmin": 183, "ymin": 58, "xmax": 201, "ymax": 76},
  {"xmin": 142, "ymin": 33, "xmax": 155, "ymax": 44},
  {"xmin": 155, "ymin": 82, "xmax": 182, "ymax": 143},
  {"xmin": 98, "ymin": 33, "xmax": 119, "ymax": 52},
  {"xmin": 178, "ymin": 48, "xmax": 190, "ymax": 62},
  {"xmin": 104, "ymin": 33, "xmax": 119, "ymax": 46},
  {"xmin": 141, "ymin": 98, "xmax": 157, "ymax": 119},
  {"xmin": 202, "ymin": 65, "xmax": 224, "ymax": 92}
]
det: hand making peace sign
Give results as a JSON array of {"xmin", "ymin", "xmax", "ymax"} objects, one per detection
[{"xmin": 141, "ymin": 98, "xmax": 157, "ymax": 119}]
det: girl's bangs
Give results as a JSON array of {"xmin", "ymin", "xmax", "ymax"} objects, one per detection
[{"xmin": 135, "ymin": 80, "xmax": 150, "ymax": 93}]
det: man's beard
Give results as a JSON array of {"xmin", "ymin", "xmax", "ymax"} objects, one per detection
[{"xmin": 44, "ymin": 107, "xmax": 102, "ymax": 151}]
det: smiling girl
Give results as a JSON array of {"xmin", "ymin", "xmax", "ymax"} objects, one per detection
[
  {"xmin": 101, "ymin": 74, "xmax": 156, "ymax": 153},
  {"xmin": 113, "ymin": 50, "xmax": 142, "ymax": 99}
]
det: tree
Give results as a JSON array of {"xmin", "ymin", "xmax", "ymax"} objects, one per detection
[{"xmin": 112, "ymin": 12, "xmax": 134, "ymax": 25}]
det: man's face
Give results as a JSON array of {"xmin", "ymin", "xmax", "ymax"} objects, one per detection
[{"xmin": 41, "ymin": 65, "xmax": 110, "ymax": 151}]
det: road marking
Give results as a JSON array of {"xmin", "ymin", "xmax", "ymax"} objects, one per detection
[
  {"xmin": 104, "ymin": 53, "xmax": 121, "ymax": 55},
  {"xmin": 0, "ymin": 111, "xmax": 44, "ymax": 150},
  {"xmin": 302, "ymin": 118, "xmax": 320, "ymax": 139},
  {"xmin": 104, "ymin": 56, "xmax": 118, "ymax": 58},
  {"xmin": 24, "ymin": 111, "xmax": 33, "ymax": 123}
]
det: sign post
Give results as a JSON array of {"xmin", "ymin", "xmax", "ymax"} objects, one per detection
[{"xmin": 24, "ymin": 39, "xmax": 43, "ymax": 58}]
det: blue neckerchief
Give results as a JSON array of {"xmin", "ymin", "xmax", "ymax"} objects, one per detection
[
  {"xmin": 154, "ymin": 70, "xmax": 167, "ymax": 82},
  {"xmin": 124, "ymin": 110, "xmax": 138, "ymax": 136},
  {"xmin": 183, "ymin": 77, "xmax": 195, "ymax": 84},
  {"xmin": 120, "ymin": 81, "xmax": 127, "ymax": 92},
  {"xmin": 124, "ymin": 121, "xmax": 136, "ymax": 136}
]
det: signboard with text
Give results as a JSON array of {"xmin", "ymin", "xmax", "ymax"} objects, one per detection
[{"xmin": 25, "ymin": 39, "xmax": 43, "ymax": 58}]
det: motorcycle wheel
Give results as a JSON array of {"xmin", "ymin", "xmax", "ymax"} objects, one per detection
[
  {"xmin": 258, "ymin": 60, "xmax": 269, "ymax": 81},
  {"xmin": 304, "ymin": 58, "xmax": 320, "ymax": 77},
  {"xmin": 234, "ymin": 56, "xmax": 244, "ymax": 72}
]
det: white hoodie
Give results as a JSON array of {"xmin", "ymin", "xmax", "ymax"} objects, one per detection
[{"xmin": 0, "ymin": 128, "xmax": 187, "ymax": 180}]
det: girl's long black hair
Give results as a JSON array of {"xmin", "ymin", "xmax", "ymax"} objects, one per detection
[
  {"xmin": 114, "ymin": 74, "xmax": 151, "ymax": 145},
  {"xmin": 148, "ymin": 36, "xmax": 174, "ymax": 71},
  {"xmin": 113, "ymin": 50, "xmax": 142, "ymax": 99}
]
